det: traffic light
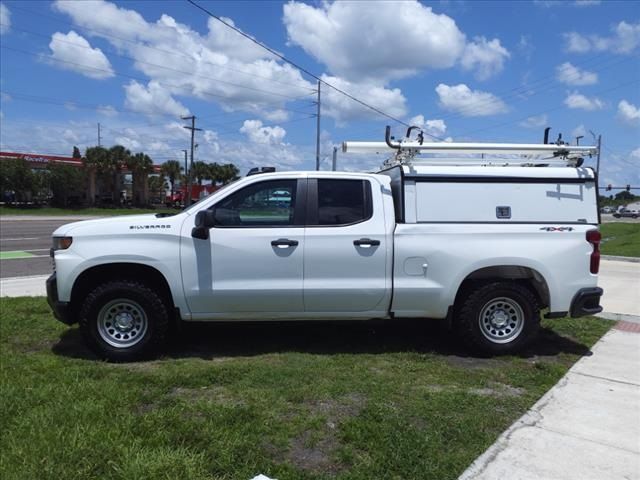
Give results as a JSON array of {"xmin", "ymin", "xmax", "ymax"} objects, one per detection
[
  {"xmin": 606, "ymin": 184, "xmax": 612, "ymax": 191},
  {"xmin": 626, "ymin": 185, "xmax": 631, "ymax": 192}
]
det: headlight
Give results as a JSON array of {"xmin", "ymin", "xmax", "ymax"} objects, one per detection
[{"xmin": 52, "ymin": 236, "xmax": 73, "ymax": 252}]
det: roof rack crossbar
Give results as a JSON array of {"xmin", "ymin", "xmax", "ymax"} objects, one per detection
[{"xmin": 342, "ymin": 125, "xmax": 598, "ymax": 168}]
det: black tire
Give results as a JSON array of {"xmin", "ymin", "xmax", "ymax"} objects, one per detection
[
  {"xmin": 454, "ymin": 282, "xmax": 540, "ymax": 355},
  {"xmin": 79, "ymin": 280, "xmax": 170, "ymax": 362}
]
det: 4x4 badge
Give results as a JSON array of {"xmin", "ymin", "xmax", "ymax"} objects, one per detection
[{"xmin": 539, "ymin": 227, "xmax": 574, "ymax": 232}]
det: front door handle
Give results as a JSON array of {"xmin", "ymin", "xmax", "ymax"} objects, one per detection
[
  {"xmin": 353, "ymin": 238, "xmax": 381, "ymax": 247},
  {"xmin": 271, "ymin": 238, "xmax": 299, "ymax": 248}
]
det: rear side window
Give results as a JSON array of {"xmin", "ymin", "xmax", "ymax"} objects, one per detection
[{"xmin": 317, "ymin": 179, "xmax": 371, "ymax": 225}]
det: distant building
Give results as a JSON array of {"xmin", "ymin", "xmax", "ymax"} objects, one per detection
[{"xmin": 1, "ymin": 151, "xmax": 163, "ymax": 205}]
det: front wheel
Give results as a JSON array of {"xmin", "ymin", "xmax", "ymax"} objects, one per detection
[
  {"xmin": 454, "ymin": 282, "xmax": 540, "ymax": 355},
  {"xmin": 79, "ymin": 280, "xmax": 170, "ymax": 362}
]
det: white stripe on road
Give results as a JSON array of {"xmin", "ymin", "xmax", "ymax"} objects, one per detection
[{"xmin": 0, "ymin": 237, "xmax": 41, "ymax": 241}]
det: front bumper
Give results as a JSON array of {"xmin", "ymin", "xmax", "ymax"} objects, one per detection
[
  {"xmin": 46, "ymin": 273, "xmax": 75, "ymax": 325},
  {"xmin": 570, "ymin": 287, "xmax": 603, "ymax": 318}
]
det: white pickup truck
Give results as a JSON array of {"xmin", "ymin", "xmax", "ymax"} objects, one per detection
[{"xmin": 47, "ymin": 134, "xmax": 603, "ymax": 361}]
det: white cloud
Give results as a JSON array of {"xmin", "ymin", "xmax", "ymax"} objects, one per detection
[
  {"xmin": 519, "ymin": 114, "xmax": 548, "ymax": 128},
  {"xmin": 571, "ymin": 124, "xmax": 587, "ymax": 139},
  {"xmin": 48, "ymin": 30, "xmax": 114, "ymax": 79},
  {"xmin": 320, "ymin": 75, "xmax": 407, "ymax": 124},
  {"xmin": 435, "ymin": 83, "xmax": 508, "ymax": 117},
  {"xmin": 617, "ymin": 100, "xmax": 640, "ymax": 125},
  {"xmin": 631, "ymin": 147, "xmax": 640, "ymax": 159},
  {"xmin": 564, "ymin": 21, "xmax": 640, "ymax": 54},
  {"xmin": 97, "ymin": 105, "xmax": 118, "ymax": 117},
  {"xmin": 123, "ymin": 80, "xmax": 189, "ymax": 117},
  {"xmin": 563, "ymin": 32, "xmax": 591, "ymax": 53},
  {"xmin": 53, "ymin": 0, "xmax": 314, "ymax": 120},
  {"xmin": 574, "ymin": 0, "xmax": 601, "ymax": 5},
  {"xmin": 564, "ymin": 91, "xmax": 605, "ymax": 111},
  {"xmin": 517, "ymin": 35, "xmax": 534, "ymax": 62},
  {"xmin": 461, "ymin": 37, "xmax": 510, "ymax": 81},
  {"xmin": 62, "ymin": 129, "xmax": 79, "ymax": 143},
  {"xmin": 240, "ymin": 119, "xmax": 286, "ymax": 145},
  {"xmin": 283, "ymin": 0, "xmax": 466, "ymax": 82},
  {"xmin": 114, "ymin": 136, "xmax": 142, "ymax": 151},
  {"xmin": 555, "ymin": 62, "xmax": 598, "ymax": 86},
  {"xmin": 0, "ymin": 3, "xmax": 10, "ymax": 35},
  {"xmin": 407, "ymin": 115, "xmax": 447, "ymax": 137}
]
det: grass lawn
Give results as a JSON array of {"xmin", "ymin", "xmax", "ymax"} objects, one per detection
[
  {"xmin": 0, "ymin": 297, "xmax": 612, "ymax": 480},
  {"xmin": 0, "ymin": 206, "xmax": 176, "ymax": 217},
  {"xmin": 600, "ymin": 223, "xmax": 640, "ymax": 258}
]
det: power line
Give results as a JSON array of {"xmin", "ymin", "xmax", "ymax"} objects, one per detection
[
  {"xmin": 0, "ymin": 45, "xmax": 314, "ymax": 105},
  {"xmin": 186, "ymin": 0, "xmax": 440, "ymax": 138},
  {"xmin": 455, "ymin": 78, "xmax": 640, "ymax": 139},
  {"xmin": 0, "ymin": 23, "xmax": 316, "ymax": 100},
  {"xmin": 0, "ymin": 5, "xmax": 318, "ymax": 92},
  {"xmin": 431, "ymin": 53, "xmax": 640, "ymax": 123},
  {"xmin": 0, "ymin": 89, "xmax": 316, "ymax": 141}
]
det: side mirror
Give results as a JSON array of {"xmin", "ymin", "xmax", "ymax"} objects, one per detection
[{"xmin": 191, "ymin": 209, "xmax": 216, "ymax": 240}]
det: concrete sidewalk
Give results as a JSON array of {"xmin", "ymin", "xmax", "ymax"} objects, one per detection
[
  {"xmin": 459, "ymin": 324, "xmax": 640, "ymax": 480},
  {"xmin": 597, "ymin": 260, "xmax": 640, "ymax": 316},
  {"xmin": 0, "ymin": 275, "xmax": 49, "ymax": 297},
  {"xmin": 460, "ymin": 258, "xmax": 640, "ymax": 480}
]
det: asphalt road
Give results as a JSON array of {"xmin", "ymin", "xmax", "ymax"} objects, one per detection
[{"xmin": 0, "ymin": 216, "xmax": 94, "ymax": 278}]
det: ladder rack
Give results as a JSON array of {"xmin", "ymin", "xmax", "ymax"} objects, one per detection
[{"xmin": 342, "ymin": 126, "xmax": 598, "ymax": 167}]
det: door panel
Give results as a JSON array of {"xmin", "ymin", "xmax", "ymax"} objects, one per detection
[
  {"xmin": 183, "ymin": 178, "xmax": 305, "ymax": 315},
  {"xmin": 303, "ymin": 178, "xmax": 389, "ymax": 313},
  {"xmin": 209, "ymin": 227, "xmax": 304, "ymax": 312}
]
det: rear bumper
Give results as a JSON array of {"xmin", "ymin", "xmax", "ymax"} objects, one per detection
[
  {"xmin": 46, "ymin": 273, "xmax": 75, "ymax": 325},
  {"xmin": 570, "ymin": 287, "xmax": 603, "ymax": 318}
]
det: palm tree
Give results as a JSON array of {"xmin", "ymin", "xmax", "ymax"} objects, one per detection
[
  {"xmin": 148, "ymin": 175, "xmax": 167, "ymax": 204},
  {"xmin": 218, "ymin": 164, "xmax": 240, "ymax": 185},
  {"xmin": 127, "ymin": 152, "xmax": 154, "ymax": 206},
  {"xmin": 191, "ymin": 161, "xmax": 210, "ymax": 186},
  {"xmin": 109, "ymin": 145, "xmax": 131, "ymax": 206},
  {"xmin": 161, "ymin": 160, "xmax": 183, "ymax": 199},
  {"xmin": 84, "ymin": 146, "xmax": 110, "ymax": 205},
  {"xmin": 206, "ymin": 162, "xmax": 222, "ymax": 186}
]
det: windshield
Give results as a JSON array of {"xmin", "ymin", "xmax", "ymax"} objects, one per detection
[{"xmin": 181, "ymin": 179, "xmax": 241, "ymax": 214}]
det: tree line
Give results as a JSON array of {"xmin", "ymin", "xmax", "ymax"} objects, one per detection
[{"xmin": 0, "ymin": 145, "xmax": 240, "ymax": 208}]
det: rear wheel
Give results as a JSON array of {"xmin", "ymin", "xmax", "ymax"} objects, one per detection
[
  {"xmin": 455, "ymin": 282, "xmax": 540, "ymax": 355},
  {"xmin": 79, "ymin": 280, "xmax": 170, "ymax": 362}
]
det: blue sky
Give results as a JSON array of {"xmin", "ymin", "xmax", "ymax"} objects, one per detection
[{"xmin": 0, "ymin": 0, "xmax": 638, "ymax": 187}]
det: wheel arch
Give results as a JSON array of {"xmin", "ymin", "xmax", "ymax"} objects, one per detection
[
  {"xmin": 452, "ymin": 265, "xmax": 550, "ymax": 312},
  {"xmin": 70, "ymin": 263, "xmax": 175, "ymax": 317}
]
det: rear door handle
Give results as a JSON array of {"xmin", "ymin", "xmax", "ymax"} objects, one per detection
[
  {"xmin": 271, "ymin": 238, "xmax": 299, "ymax": 248},
  {"xmin": 353, "ymin": 238, "xmax": 380, "ymax": 247}
]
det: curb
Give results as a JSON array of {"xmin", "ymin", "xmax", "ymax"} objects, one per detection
[
  {"xmin": 601, "ymin": 255, "xmax": 640, "ymax": 263},
  {"xmin": 596, "ymin": 312, "xmax": 640, "ymax": 324}
]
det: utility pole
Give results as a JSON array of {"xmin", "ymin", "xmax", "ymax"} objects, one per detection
[
  {"xmin": 182, "ymin": 115, "xmax": 202, "ymax": 206},
  {"xmin": 596, "ymin": 134, "xmax": 602, "ymax": 174},
  {"xmin": 182, "ymin": 149, "xmax": 188, "ymax": 182},
  {"xmin": 315, "ymin": 80, "xmax": 321, "ymax": 171},
  {"xmin": 97, "ymin": 122, "xmax": 101, "ymax": 147},
  {"xmin": 589, "ymin": 130, "xmax": 602, "ymax": 174},
  {"xmin": 332, "ymin": 146, "xmax": 337, "ymax": 171}
]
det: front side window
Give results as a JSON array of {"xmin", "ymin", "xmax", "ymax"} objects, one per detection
[
  {"xmin": 317, "ymin": 179, "xmax": 370, "ymax": 225},
  {"xmin": 213, "ymin": 179, "xmax": 298, "ymax": 227}
]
